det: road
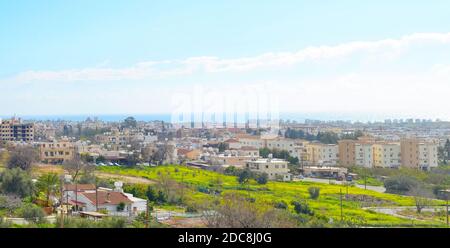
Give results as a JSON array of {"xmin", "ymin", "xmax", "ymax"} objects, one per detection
[
  {"xmin": 298, "ymin": 177, "xmax": 386, "ymax": 193},
  {"xmin": 364, "ymin": 206, "xmax": 447, "ymax": 222},
  {"xmin": 94, "ymin": 172, "xmax": 156, "ymax": 185}
]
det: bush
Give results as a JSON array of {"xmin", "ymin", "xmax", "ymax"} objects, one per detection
[
  {"xmin": 256, "ymin": 173, "xmax": 269, "ymax": 185},
  {"xmin": 237, "ymin": 169, "xmax": 253, "ymax": 184},
  {"xmin": 186, "ymin": 205, "xmax": 198, "ymax": 213},
  {"xmin": 156, "ymin": 190, "xmax": 167, "ymax": 204},
  {"xmin": 308, "ymin": 187, "xmax": 320, "ymax": 200},
  {"xmin": 291, "ymin": 200, "xmax": 314, "ymax": 216},
  {"xmin": 124, "ymin": 184, "xmax": 147, "ymax": 199},
  {"xmin": 117, "ymin": 202, "xmax": 126, "ymax": 212},
  {"xmin": 0, "ymin": 194, "xmax": 22, "ymax": 213},
  {"xmin": 146, "ymin": 186, "xmax": 158, "ymax": 202},
  {"xmin": 274, "ymin": 201, "xmax": 288, "ymax": 209},
  {"xmin": 17, "ymin": 203, "xmax": 46, "ymax": 223},
  {"xmin": 0, "ymin": 168, "xmax": 35, "ymax": 198},
  {"xmin": 384, "ymin": 175, "xmax": 419, "ymax": 194},
  {"xmin": 7, "ymin": 147, "xmax": 37, "ymax": 171}
]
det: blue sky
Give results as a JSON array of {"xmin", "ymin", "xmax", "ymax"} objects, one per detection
[{"xmin": 1, "ymin": 1, "xmax": 450, "ymax": 121}]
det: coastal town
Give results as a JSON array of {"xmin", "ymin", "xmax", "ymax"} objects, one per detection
[{"xmin": 1, "ymin": 116, "xmax": 449, "ymax": 228}]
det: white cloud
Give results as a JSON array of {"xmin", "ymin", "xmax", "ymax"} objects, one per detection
[{"xmin": 3, "ymin": 32, "xmax": 450, "ymax": 83}]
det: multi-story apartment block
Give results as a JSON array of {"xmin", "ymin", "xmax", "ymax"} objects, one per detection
[
  {"xmin": 237, "ymin": 135, "xmax": 298, "ymax": 157},
  {"xmin": 38, "ymin": 139, "xmax": 76, "ymax": 164},
  {"xmin": 245, "ymin": 156, "xmax": 291, "ymax": 181},
  {"xmin": 373, "ymin": 142, "xmax": 401, "ymax": 168},
  {"xmin": 401, "ymin": 138, "xmax": 438, "ymax": 171},
  {"xmin": 0, "ymin": 117, "xmax": 34, "ymax": 142},
  {"xmin": 338, "ymin": 137, "xmax": 376, "ymax": 168},
  {"xmin": 338, "ymin": 140, "xmax": 356, "ymax": 166},
  {"xmin": 305, "ymin": 143, "xmax": 339, "ymax": 166},
  {"xmin": 355, "ymin": 143, "xmax": 374, "ymax": 168}
]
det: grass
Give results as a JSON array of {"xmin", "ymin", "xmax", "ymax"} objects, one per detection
[
  {"xmin": 98, "ymin": 165, "xmax": 447, "ymax": 227},
  {"xmin": 356, "ymin": 177, "xmax": 384, "ymax": 187}
]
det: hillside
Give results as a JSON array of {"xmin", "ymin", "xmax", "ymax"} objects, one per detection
[{"xmin": 98, "ymin": 165, "xmax": 447, "ymax": 227}]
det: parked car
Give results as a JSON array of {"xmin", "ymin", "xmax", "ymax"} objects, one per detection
[
  {"xmin": 346, "ymin": 175, "xmax": 353, "ymax": 182},
  {"xmin": 107, "ymin": 162, "xmax": 114, "ymax": 166}
]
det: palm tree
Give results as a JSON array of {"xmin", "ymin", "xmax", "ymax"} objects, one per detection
[{"xmin": 36, "ymin": 173, "xmax": 59, "ymax": 207}]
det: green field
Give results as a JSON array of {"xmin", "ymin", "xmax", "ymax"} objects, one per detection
[{"xmin": 98, "ymin": 165, "xmax": 447, "ymax": 227}]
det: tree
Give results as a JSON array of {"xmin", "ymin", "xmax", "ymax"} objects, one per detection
[
  {"xmin": 63, "ymin": 156, "xmax": 93, "ymax": 182},
  {"xmin": 0, "ymin": 168, "xmax": 34, "ymax": 198},
  {"xmin": 146, "ymin": 186, "xmax": 158, "ymax": 202},
  {"xmin": 259, "ymin": 148, "xmax": 271, "ymax": 158},
  {"xmin": 7, "ymin": 146, "xmax": 37, "ymax": 171},
  {"xmin": 122, "ymin": 116, "xmax": 137, "ymax": 129},
  {"xmin": 156, "ymin": 190, "xmax": 167, "ymax": 204},
  {"xmin": 36, "ymin": 173, "xmax": 59, "ymax": 207},
  {"xmin": 224, "ymin": 166, "xmax": 237, "ymax": 175},
  {"xmin": 237, "ymin": 169, "xmax": 252, "ymax": 185},
  {"xmin": 202, "ymin": 193, "xmax": 296, "ymax": 228},
  {"xmin": 256, "ymin": 173, "xmax": 269, "ymax": 185},
  {"xmin": 308, "ymin": 187, "xmax": 320, "ymax": 200},
  {"xmin": 409, "ymin": 185, "xmax": 432, "ymax": 214},
  {"xmin": 117, "ymin": 202, "xmax": 126, "ymax": 212},
  {"xmin": 218, "ymin": 143, "xmax": 229, "ymax": 152}
]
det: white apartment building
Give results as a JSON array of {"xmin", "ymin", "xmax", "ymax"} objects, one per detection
[
  {"xmin": 418, "ymin": 142, "xmax": 439, "ymax": 170},
  {"xmin": 238, "ymin": 136, "xmax": 298, "ymax": 157},
  {"xmin": 355, "ymin": 143, "xmax": 374, "ymax": 168},
  {"xmin": 245, "ymin": 157, "xmax": 291, "ymax": 181}
]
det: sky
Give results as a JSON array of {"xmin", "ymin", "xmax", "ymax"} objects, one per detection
[{"xmin": 1, "ymin": 0, "xmax": 450, "ymax": 121}]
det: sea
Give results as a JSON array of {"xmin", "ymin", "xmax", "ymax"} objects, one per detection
[{"xmin": 0, "ymin": 112, "xmax": 419, "ymax": 123}]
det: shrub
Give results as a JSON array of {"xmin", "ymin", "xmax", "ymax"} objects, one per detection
[
  {"xmin": 0, "ymin": 168, "xmax": 35, "ymax": 198},
  {"xmin": 384, "ymin": 175, "xmax": 419, "ymax": 194},
  {"xmin": 117, "ymin": 202, "xmax": 126, "ymax": 212},
  {"xmin": 291, "ymin": 200, "xmax": 314, "ymax": 216},
  {"xmin": 0, "ymin": 194, "xmax": 22, "ymax": 213},
  {"xmin": 146, "ymin": 186, "xmax": 158, "ymax": 202},
  {"xmin": 17, "ymin": 203, "xmax": 46, "ymax": 223},
  {"xmin": 186, "ymin": 205, "xmax": 198, "ymax": 213},
  {"xmin": 256, "ymin": 173, "xmax": 269, "ymax": 185},
  {"xmin": 237, "ymin": 169, "xmax": 253, "ymax": 184},
  {"xmin": 274, "ymin": 201, "xmax": 288, "ymax": 209},
  {"xmin": 308, "ymin": 187, "xmax": 320, "ymax": 200},
  {"xmin": 156, "ymin": 190, "xmax": 167, "ymax": 204}
]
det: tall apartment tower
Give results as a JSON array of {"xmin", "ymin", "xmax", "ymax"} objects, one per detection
[{"xmin": 0, "ymin": 117, "xmax": 34, "ymax": 142}]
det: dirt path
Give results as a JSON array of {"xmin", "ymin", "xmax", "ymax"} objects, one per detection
[{"xmin": 94, "ymin": 172, "xmax": 156, "ymax": 185}]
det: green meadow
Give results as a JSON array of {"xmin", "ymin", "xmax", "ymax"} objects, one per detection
[{"xmin": 98, "ymin": 165, "xmax": 446, "ymax": 227}]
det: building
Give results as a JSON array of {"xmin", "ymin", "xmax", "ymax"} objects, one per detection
[
  {"xmin": 338, "ymin": 137, "xmax": 376, "ymax": 168},
  {"xmin": 64, "ymin": 182, "xmax": 146, "ymax": 216},
  {"xmin": 338, "ymin": 140, "xmax": 356, "ymax": 166},
  {"xmin": 355, "ymin": 142, "xmax": 374, "ymax": 168},
  {"xmin": 238, "ymin": 135, "xmax": 298, "ymax": 157},
  {"xmin": 0, "ymin": 117, "xmax": 34, "ymax": 142},
  {"xmin": 401, "ymin": 138, "xmax": 439, "ymax": 171},
  {"xmin": 245, "ymin": 156, "xmax": 291, "ymax": 181},
  {"xmin": 373, "ymin": 142, "xmax": 401, "ymax": 168},
  {"xmin": 38, "ymin": 139, "xmax": 76, "ymax": 164},
  {"xmin": 305, "ymin": 143, "xmax": 339, "ymax": 166}
]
